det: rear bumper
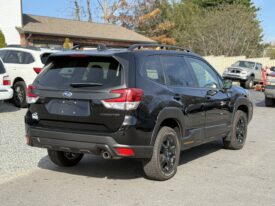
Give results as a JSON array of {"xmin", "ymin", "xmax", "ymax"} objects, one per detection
[
  {"xmin": 0, "ymin": 88, "xmax": 13, "ymax": 100},
  {"xmin": 25, "ymin": 125, "xmax": 153, "ymax": 159}
]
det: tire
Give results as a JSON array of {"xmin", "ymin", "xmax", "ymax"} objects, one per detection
[
  {"xmin": 143, "ymin": 127, "xmax": 180, "ymax": 181},
  {"xmin": 244, "ymin": 77, "xmax": 254, "ymax": 89},
  {"xmin": 13, "ymin": 81, "xmax": 27, "ymax": 108},
  {"xmin": 47, "ymin": 149, "xmax": 84, "ymax": 167},
  {"xmin": 223, "ymin": 110, "xmax": 248, "ymax": 150},
  {"xmin": 265, "ymin": 97, "xmax": 274, "ymax": 107}
]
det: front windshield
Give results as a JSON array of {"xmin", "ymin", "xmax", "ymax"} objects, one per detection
[{"xmin": 232, "ymin": 61, "xmax": 255, "ymax": 69}]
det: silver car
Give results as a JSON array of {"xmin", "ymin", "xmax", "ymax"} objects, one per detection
[{"xmin": 223, "ymin": 61, "xmax": 262, "ymax": 89}]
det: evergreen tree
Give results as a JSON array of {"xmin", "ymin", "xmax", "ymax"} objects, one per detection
[{"xmin": 0, "ymin": 30, "xmax": 6, "ymax": 48}]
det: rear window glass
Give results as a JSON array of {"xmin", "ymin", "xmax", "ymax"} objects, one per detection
[
  {"xmin": 0, "ymin": 60, "xmax": 5, "ymax": 74},
  {"xmin": 38, "ymin": 56, "xmax": 123, "ymax": 89}
]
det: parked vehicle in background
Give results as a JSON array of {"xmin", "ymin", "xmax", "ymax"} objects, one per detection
[
  {"xmin": 0, "ymin": 59, "xmax": 13, "ymax": 106},
  {"xmin": 25, "ymin": 44, "xmax": 253, "ymax": 181},
  {"xmin": 265, "ymin": 66, "xmax": 275, "ymax": 107},
  {"xmin": 0, "ymin": 46, "xmax": 56, "ymax": 107},
  {"xmin": 222, "ymin": 60, "xmax": 263, "ymax": 89}
]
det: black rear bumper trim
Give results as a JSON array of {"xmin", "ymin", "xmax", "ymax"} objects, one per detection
[{"xmin": 26, "ymin": 125, "xmax": 153, "ymax": 158}]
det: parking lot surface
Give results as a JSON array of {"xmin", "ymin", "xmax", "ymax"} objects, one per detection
[{"xmin": 0, "ymin": 91, "xmax": 274, "ymax": 206}]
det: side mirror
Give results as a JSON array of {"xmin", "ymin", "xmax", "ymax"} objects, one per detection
[{"xmin": 222, "ymin": 79, "xmax": 232, "ymax": 90}]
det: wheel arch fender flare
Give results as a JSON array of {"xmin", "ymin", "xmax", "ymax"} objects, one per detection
[{"xmin": 150, "ymin": 107, "xmax": 185, "ymax": 145}]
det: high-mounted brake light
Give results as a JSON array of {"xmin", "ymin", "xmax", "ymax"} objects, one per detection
[
  {"xmin": 27, "ymin": 85, "xmax": 39, "ymax": 104},
  {"xmin": 33, "ymin": 67, "xmax": 42, "ymax": 74},
  {"xmin": 3, "ymin": 76, "xmax": 11, "ymax": 86},
  {"xmin": 101, "ymin": 88, "xmax": 143, "ymax": 110}
]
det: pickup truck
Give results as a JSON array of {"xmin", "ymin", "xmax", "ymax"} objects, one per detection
[{"xmin": 222, "ymin": 60, "xmax": 263, "ymax": 89}]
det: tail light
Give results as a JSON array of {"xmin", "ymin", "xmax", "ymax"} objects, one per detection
[
  {"xmin": 3, "ymin": 76, "xmax": 11, "ymax": 86},
  {"xmin": 101, "ymin": 88, "xmax": 143, "ymax": 110},
  {"xmin": 27, "ymin": 85, "xmax": 39, "ymax": 104},
  {"xmin": 33, "ymin": 67, "xmax": 42, "ymax": 74}
]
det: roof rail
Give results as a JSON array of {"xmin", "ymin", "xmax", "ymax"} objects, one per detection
[
  {"xmin": 71, "ymin": 45, "xmax": 81, "ymax": 50},
  {"xmin": 6, "ymin": 45, "xmax": 41, "ymax": 51},
  {"xmin": 97, "ymin": 44, "xmax": 108, "ymax": 51},
  {"xmin": 71, "ymin": 44, "xmax": 108, "ymax": 51},
  {"xmin": 128, "ymin": 44, "xmax": 190, "ymax": 52}
]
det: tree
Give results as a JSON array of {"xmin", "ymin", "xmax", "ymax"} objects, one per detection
[
  {"xmin": 68, "ymin": 0, "xmax": 135, "ymax": 25},
  {"xmin": 172, "ymin": 3, "xmax": 263, "ymax": 57},
  {"xmin": 184, "ymin": 0, "xmax": 257, "ymax": 11},
  {"xmin": 134, "ymin": 0, "xmax": 176, "ymax": 44},
  {"xmin": 0, "ymin": 30, "xmax": 6, "ymax": 48},
  {"xmin": 86, "ymin": 0, "xmax": 92, "ymax": 22}
]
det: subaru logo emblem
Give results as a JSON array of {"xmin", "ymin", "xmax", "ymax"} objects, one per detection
[{"xmin": 63, "ymin": 91, "xmax": 73, "ymax": 98}]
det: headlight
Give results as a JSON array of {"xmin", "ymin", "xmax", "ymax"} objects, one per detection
[{"xmin": 241, "ymin": 71, "xmax": 248, "ymax": 75}]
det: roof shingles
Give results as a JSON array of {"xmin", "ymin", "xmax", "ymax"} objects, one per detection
[{"xmin": 18, "ymin": 14, "xmax": 154, "ymax": 43}]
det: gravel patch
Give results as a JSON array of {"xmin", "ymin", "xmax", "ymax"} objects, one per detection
[{"xmin": 0, "ymin": 101, "xmax": 47, "ymax": 181}]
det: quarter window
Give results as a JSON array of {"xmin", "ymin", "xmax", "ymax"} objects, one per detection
[
  {"xmin": 0, "ymin": 50, "xmax": 7, "ymax": 61},
  {"xmin": 0, "ymin": 60, "xmax": 5, "ymax": 74},
  {"xmin": 186, "ymin": 57, "xmax": 220, "ymax": 89}
]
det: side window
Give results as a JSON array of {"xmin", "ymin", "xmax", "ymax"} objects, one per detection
[
  {"xmin": 162, "ymin": 56, "xmax": 194, "ymax": 87},
  {"xmin": 186, "ymin": 57, "xmax": 221, "ymax": 89},
  {"xmin": 4, "ymin": 51, "xmax": 34, "ymax": 64},
  {"xmin": 5, "ymin": 51, "xmax": 20, "ymax": 64},
  {"xmin": 141, "ymin": 56, "xmax": 164, "ymax": 84},
  {"xmin": 256, "ymin": 63, "xmax": 262, "ymax": 71}
]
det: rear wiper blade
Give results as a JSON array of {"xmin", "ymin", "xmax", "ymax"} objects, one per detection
[{"xmin": 70, "ymin": 83, "xmax": 103, "ymax": 88}]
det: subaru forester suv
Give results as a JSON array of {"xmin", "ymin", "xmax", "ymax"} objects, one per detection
[{"xmin": 25, "ymin": 44, "xmax": 253, "ymax": 180}]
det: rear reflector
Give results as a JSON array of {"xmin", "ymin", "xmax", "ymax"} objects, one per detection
[
  {"xmin": 115, "ymin": 147, "xmax": 135, "ymax": 157},
  {"xmin": 101, "ymin": 88, "xmax": 143, "ymax": 110},
  {"xmin": 3, "ymin": 76, "xmax": 11, "ymax": 86},
  {"xmin": 33, "ymin": 67, "xmax": 42, "ymax": 74},
  {"xmin": 27, "ymin": 85, "xmax": 39, "ymax": 104}
]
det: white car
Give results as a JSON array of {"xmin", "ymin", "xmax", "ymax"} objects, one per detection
[
  {"xmin": 0, "ymin": 46, "xmax": 56, "ymax": 107},
  {"xmin": 0, "ymin": 59, "xmax": 13, "ymax": 105}
]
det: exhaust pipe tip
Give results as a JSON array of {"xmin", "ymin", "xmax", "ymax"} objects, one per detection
[{"xmin": 102, "ymin": 151, "xmax": 111, "ymax": 159}]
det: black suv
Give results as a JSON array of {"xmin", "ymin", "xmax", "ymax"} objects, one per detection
[{"xmin": 25, "ymin": 44, "xmax": 253, "ymax": 180}]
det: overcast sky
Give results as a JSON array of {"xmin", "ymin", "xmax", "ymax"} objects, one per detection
[{"xmin": 22, "ymin": 0, "xmax": 275, "ymax": 43}]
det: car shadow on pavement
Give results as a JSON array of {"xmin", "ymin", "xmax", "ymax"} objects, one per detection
[
  {"xmin": 0, "ymin": 101, "xmax": 20, "ymax": 113},
  {"xmin": 37, "ymin": 140, "xmax": 223, "ymax": 180},
  {"xmin": 179, "ymin": 140, "xmax": 222, "ymax": 165}
]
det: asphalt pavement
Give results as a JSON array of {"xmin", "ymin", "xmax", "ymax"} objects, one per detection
[{"xmin": 0, "ymin": 91, "xmax": 274, "ymax": 206}]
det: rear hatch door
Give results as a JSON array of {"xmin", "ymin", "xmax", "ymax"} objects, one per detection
[{"xmin": 31, "ymin": 55, "xmax": 128, "ymax": 133}]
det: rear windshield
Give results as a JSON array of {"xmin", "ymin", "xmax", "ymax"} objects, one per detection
[
  {"xmin": 38, "ymin": 56, "xmax": 123, "ymax": 89},
  {"xmin": 0, "ymin": 60, "xmax": 5, "ymax": 74}
]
